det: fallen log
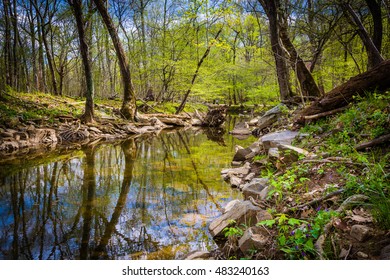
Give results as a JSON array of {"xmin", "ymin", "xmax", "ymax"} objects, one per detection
[
  {"xmin": 297, "ymin": 59, "xmax": 390, "ymax": 123},
  {"xmin": 354, "ymin": 134, "xmax": 390, "ymax": 150},
  {"xmin": 303, "ymin": 105, "xmax": 350, "ymax": 121}
]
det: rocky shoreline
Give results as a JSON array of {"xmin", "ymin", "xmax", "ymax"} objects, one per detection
[{"xmin": 185, "ymin": 104, "xmax": 390, "ymax": 260}]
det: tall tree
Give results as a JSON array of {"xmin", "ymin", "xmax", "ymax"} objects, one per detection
[
  {"xmin": 257, "ymin": 0, "xmax": 293, "ymax": 101},
  {"xmin": 68, "ymin": 0, "xmax": 95, "ymax": 123},
  {"xmin": 276, "ymin": 0, "xmax": 321, "ymax": 98},
  {"xmin": 93, "ymin": 0, "xmax": 137, "ymax": 120}
]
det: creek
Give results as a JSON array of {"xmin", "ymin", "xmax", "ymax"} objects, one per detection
[{"xmin": 0, "ymin": 118, "xmax": 255, "ymax": 259}]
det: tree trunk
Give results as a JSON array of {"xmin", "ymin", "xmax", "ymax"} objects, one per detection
[
  {"xmin": 93, "ymin": 0, "xmax": 137, "ymax": 120},
  {"xmin": 342, "ymin": 2, "xmax": 384, "ymax": 69},
  {"xmin": 277, "ymin": 1, "xmax": 321, "ymax": 98},
  {"xmin": 69, "ymin": 0, "xmax": 94, "ymax": 123},
  {"xmin": 258, "ymin": 0, "xmax": 292, "ymax": 101},
  {"xmin": 3, "ymin": 0, "xmax": 12, "ymax": 88},
  {"xmin": 297, "ymin": 59, "xmax": 390, "ymax": 120}
]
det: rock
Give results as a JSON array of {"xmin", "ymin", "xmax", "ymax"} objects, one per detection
[
  {"xmin": 248, "ymin": 117, "xmax": 259, "ymax": 126},
  {"xmin": 238, "ymin": 226, "xmax": 269, "ymax": 254},
  {"xmin": 277, "ymin": 144, "xmax": 313, "ymax": 162},
  {"xmin": 256, "ymin": 210, "xmax": 273, "ymax": 223},
  {"xmin": 242, "ymin": 178, "xmax": 269, "ymax": 200},
  {"xmin": 209, "ymin": 200, "xmax": 261, "ymax": 238},
  {"xmin": 380, "ymin": 244, "xmax": 390, "ymax": 260},
  {"xmin": 268, "ymin": 147, "xmax": 280, "ymax": 160},
  {"xmin": 233, "ymin": 147, "xmax": 253, "ymax": 162},
  {"xmin": 350, "ymin": 225, "xmax": 372, "ymax": 242},
  {"xmin": 258, "ymin": 186, "xmax": 271, "ymax": 200},
  {"xmin": 231, "ymin": 161, "xmax": 243, "ymax": 167},
  {"xmin": 230, "ymin": 175, "xmax": 242, "ymax": 188},
  {"xmin": 230, "ymin": 122, "xmax": 251, "ymax": 135},
  {"xmin": 244, "ymin": 172, "xmax": 256, "ymax": 182},
  {"xmin": 221, "ymin": 162, "xmax": 251, "ymax": 180},
  {"xmin": 223, "ymin": 199, "xmax": 241, "ymax": 214},
  {"xmin": 183, "ymin": 250, "xmax": 211, "ymax": 260},
  {"xmin": 260, "ymin": 130, "xmax": 300, "ymax": 151},
  {"xmin": 256, "ymin": 104, "xmax": 287, "ymax": 130}
]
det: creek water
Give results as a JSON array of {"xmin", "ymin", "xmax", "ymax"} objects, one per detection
[{"xmin": 0, "ymin": 120, "xmax": 255, "ymax": 260}]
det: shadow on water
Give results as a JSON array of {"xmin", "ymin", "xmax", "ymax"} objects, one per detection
[{"xmin": 0, "ymin": 119, "xmax": 255, "ymax": 260}]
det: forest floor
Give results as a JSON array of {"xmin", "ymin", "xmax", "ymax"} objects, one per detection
[{"xmin": 209, "ymin": 92, "xmax": 390, "ymax": 260}]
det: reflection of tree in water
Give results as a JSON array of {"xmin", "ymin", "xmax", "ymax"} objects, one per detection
[
  {"xmin": 202, "ymin": 127, "xmax": 226, "ymax": 146},
  {"xmin": 0, "ymin": 138, "xmax": 160, "ymax": 259},
  {"xmin": 0, "ymin": 128, "xmax": 238, "ymax": 259}
]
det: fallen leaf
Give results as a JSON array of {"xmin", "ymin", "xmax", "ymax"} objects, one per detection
[{"xmin": 349, "ymin": 214, "xmax": 373, "ymax": 223}]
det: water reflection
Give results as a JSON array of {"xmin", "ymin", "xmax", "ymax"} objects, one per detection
[{"xmin": 0, "ymin": 127, "xmax": 254, "ymax": 260}]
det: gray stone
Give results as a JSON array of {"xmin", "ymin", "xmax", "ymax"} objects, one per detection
[
  {"xmin": 231, "ymin": 161, "xmax": 243, "ymax": 167},
  {"xmin": 244, "ymin": 172, "xmax": 256, "ymax": 182},
  {"xmin": 268, "ymin": 147, "xmax": 280, "ymax": 160},
  {"xmin": 238, "ymin": 226, "xmax": 269, "ymax": 253},
  {"xmin": 277, "ymin": 144, "xmax": 313, "ymax": 162},
  {"xmin": 233, "ymin": 147, "xmax": 253, "ymax": 162},
  {"xmin": 223, "ymin": 199, "xmax": 241, "ymax": 214},
  {"xmin": 209, "ymin": 200, "xmax": 261, "ymax": 238},
  {"xmin": 257, "ymin": 114, "xmax": 278, "ymax": 130},
  {"xmin": 380, "ymin": 244, "xmax": 390, "ymax": 260},
  {"xmin": 350, "ymin": 225, "xmax": 372, "ymax": 242},
  {"xmin": 230, "ymin": 175, "xmax": 242, "ymax": 188},
  {"xmin": 183, "ymin": 250, "xmax": 211, "ymax": 260},
  {"xmin": 256, "ymin": 104, "xmax": 287, "ymax": 130},
  {"xmin": 222, "ymin": 162, "xmax": 251, "ymax": 180},
  {"xmin": 256, "ymin": 210, "xmax": 273, "ymax": 223},
  {"xmin": 242, "ymin": 178, "xmax": 269, "ymax": 200},
  {"xmin": 260, "ymin": 130, "xmax": 300, "ymax": 151},
  {"xmin": 258, "ymin": 186, "xmax": 271, "ymax": 200},
  {"xmin": 263, "ymin": 104, "xmax": 287, "ymax": 117}
]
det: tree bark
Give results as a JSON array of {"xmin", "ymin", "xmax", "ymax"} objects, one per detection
[
  {"xmin": 258, "ymin": 0, "xmax": 292, "ymax": 101},
  {"xmin": 297, "ymin": 59, "xmax": 390, "ymax": 120},
  {"xmin": 276, "ymin": 0, "xmax": 321, "ymax": 98},
  {"xmin": 93, "ymin": 0, "xmax": 137, "ymax": 120},
  {"xmin": 69, "ymin": 0, "xmax": 94, "ymax": 123}
]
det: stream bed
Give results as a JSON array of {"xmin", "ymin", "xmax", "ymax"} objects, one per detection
[{"xmin": 0, "ymin": 123, "xmax": 255, "ymax": 260}]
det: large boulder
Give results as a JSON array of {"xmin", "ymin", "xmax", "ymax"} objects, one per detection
[
  {"xmin": 256, "ymin": 104, "xmax": 287, "ymax": 130},
  {"xmin": 242, "ymin": 178, "xmax": 269, "ymax": 200},
  {"xmin": 209, "ymin": 200, "xmax": 261, "ymax": 238}
]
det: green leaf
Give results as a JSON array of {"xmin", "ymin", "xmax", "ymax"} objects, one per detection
[
  {"xmin": 288, "ymin": 218, "xmax": 302, "ymax": 226},
  {"xmin": 257, "ymin": 219, "xmax": 276, "ymax": 227}
]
